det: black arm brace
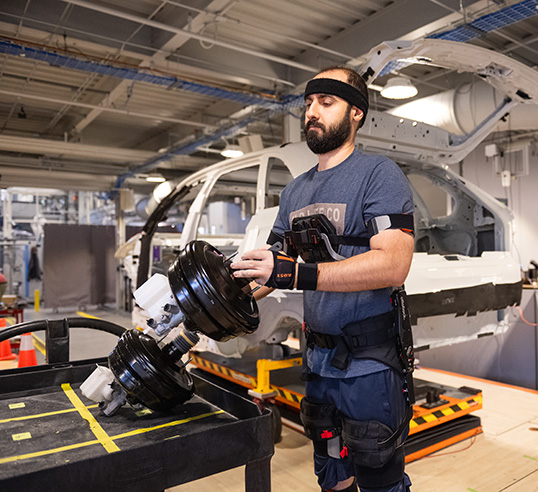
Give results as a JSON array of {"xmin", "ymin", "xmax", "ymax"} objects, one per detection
[{"xmin": 268, "ymin": 213, "xmax": 414, "ymax": 263}]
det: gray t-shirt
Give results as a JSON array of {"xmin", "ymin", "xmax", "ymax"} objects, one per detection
[{"xmin": 273, "ymin": 148, "xmax": 414, "ymax": 377}]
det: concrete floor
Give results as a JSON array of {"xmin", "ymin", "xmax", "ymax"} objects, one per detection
[{"xmin": 2, "ymin": 307, "xmax": 538, "ymax": 491}]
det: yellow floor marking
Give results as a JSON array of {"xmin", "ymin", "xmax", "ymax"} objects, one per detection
[
  {"xmin": 31, "ymin": 333, "xmax": 46, "ymax": 356},
  {"xmin": 61, "ymin": 383, "xmax": 120, "ymax": 453},
  {"xmin": 0, "ymin": 404, "xmax": 98, "ymax": 424},
  {"xmin": 0, "ymin": 409, "xmax": 224, "ymax": 464},
  {"xmin": 76, "ymin": 311, "xmax": 100, "ymax": 319}
]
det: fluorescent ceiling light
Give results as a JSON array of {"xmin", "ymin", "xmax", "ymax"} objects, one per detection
[
  {"xmin": 380, "ymin": 77, "xmax": 418, "ymax": 99},
  {"xmin": 146, "ymin": 174, "xmax": 166, "ymax": 183},
  {"xmin": 221, "ymin": 145, "xmax": 243, "ymax": 158}
]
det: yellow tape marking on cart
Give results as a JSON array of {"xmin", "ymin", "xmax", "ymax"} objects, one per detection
[
  {"xmin": 12, "ymin": 432, "xmax": 31, "ymax": 441},
  {"xmin": 0, "ymin": 409, "xmax": 224, "ymax": 464},
  {"xmin": 0, "ymin": 438, "xmax": 101, "ymax": 464},
  {"xmin": 8, "ymin": 403, "xmax": 25, "ymax": 410},
  {"xmin": 111, "ymin": 410, "xmax": 226, "ymax": 440},
  {"xmin": 61, "ymin": 383, "xmax": 120, "ymax": 453},
  {"xmin": 0, "ymin": 405, "xmax": 99, "ymax": 424}
]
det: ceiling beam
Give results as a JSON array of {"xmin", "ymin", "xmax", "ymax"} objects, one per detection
[
  {"xmin": 0, "ymin": 134, "xmax": 157, "ymax": 162},
  {"xmin": 0, "ymin": 88, "xmax": 211, "ymax": 128}
]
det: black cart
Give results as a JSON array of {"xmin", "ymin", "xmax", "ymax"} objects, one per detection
[{"xmin": 0, "ymin": 356, "xmax": 274, "ymax": 492}]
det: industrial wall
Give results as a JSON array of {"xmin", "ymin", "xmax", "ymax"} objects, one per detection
[{"xmin": 42, "ymin": 224, "xmax": 116, "ymax": 309}]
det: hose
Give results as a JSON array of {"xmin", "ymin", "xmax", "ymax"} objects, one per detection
[{"xmin": 0, "ymin": 317, "xmax": 127, "ymax": 343}]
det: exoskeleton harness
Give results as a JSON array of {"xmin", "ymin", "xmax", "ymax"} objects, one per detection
[
  {"xmin": 269, "ymin": 212, "xmax": 414, "ymax": 262},
  {"xmin": 268, "ymin": 213, "xmax": 415, "ymax": 489}
]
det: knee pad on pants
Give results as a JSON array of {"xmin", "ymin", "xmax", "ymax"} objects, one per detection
[
  {"xmin": 341, "ymin": 415, "xmax": 397, "ymax": 468},
  {"xmin": 341, "ymin": 414, "xmax": 405, "ymax": 488},
  {"xmin": 354, "ymin": 445, "xmax": 405, "ymax": 490},
  {"xmin": 342, "ymin": 410, "xmax": 408, "ymax": 488},
  {"xmin": 300, "ymin": 397, "xmax": 342, "ymax": 458}
]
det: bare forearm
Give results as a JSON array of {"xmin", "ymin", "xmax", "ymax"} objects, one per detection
[
  {"xmin": 253, "ymin": 284, "xmax": 274, "ymax": 301},
  {"xmin": 317, "ymin": 250, "xmax": 409, "ymax": 291},
  {"xmin": 316, "ymin": 230, "xmax": 414, "ymax": 292}
]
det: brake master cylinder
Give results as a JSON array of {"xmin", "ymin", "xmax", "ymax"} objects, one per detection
[{"xmin": 81, "ymin": 240, "xmax": 258, "ymax": 416}]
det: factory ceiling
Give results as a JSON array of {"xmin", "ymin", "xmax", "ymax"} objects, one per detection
[{"xmin": 1, "ymin": 0, "xmax": 538, "ymax": 194}]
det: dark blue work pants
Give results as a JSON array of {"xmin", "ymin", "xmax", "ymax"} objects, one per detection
[{"xmin": 305, "ymin": 367, "xmax": 412, "ymax": 492}]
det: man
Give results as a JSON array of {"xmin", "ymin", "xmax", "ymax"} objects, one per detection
[{"xmin": 231, "ymin": 66, "xmax": 414, "ymax": 492}]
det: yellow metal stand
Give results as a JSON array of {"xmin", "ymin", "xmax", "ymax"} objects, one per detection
[{"xmin": 248, "ymin": 357, "xmax": 302, "ymax": 399}]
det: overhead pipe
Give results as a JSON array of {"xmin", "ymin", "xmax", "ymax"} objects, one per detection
[{"xmin": 0, "ymin": 165, "xmax": 117, "ymax": 191}]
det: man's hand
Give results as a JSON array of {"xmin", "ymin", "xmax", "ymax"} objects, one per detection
[
  {"xmin": 231, "ymin": 248, "xmax": 276, "ymax": 286},
  {"xmin": 231, "ymin": 248, "xmax": 302, "ymax": 290}
]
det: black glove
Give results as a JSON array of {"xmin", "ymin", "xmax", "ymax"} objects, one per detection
[
  {"xmin": 265, "ymin": 250, "xmax": 296, "ymax": 289},
  {"xmin": 265, "ymin": 251, "xmax": 318, "ymax": 291}
]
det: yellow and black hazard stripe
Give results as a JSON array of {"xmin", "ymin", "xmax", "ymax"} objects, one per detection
[
  {"xmin": 190, "ymin": 354, "xmax": 303, "ymax": 409},
  {"xmin": 273, "ymin": 386, "xmax": 302, "ymax": 409},
  {"xmin": 191, "ymin": 354, "xmax": 257, "ymax": 387},
  {"xmin": 409, "ymin": 394, "xmax": 483, "ymax": 435}
]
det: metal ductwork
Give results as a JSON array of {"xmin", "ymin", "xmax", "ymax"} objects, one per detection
[
  {"xmin": 388, "ymin": 79, "xmax": 538, "ymax": 135},
  {"xmin": 376, "ymin": 1, "xmax": 538, "ymax": 134}
]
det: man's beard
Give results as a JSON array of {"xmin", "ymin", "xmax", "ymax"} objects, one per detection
[{"xmin": 304, "ymin": 105, "xmax": 352, "ymax": 155}]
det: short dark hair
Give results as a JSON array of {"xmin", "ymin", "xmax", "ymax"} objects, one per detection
[{"xmin": 317, "ymin": 66, "xmax": 369, "ymax": 128}]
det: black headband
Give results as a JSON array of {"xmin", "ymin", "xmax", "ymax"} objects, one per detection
[{"xmin": 304, "ymin": 78, "xmax": 369, "ymax": 116}]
